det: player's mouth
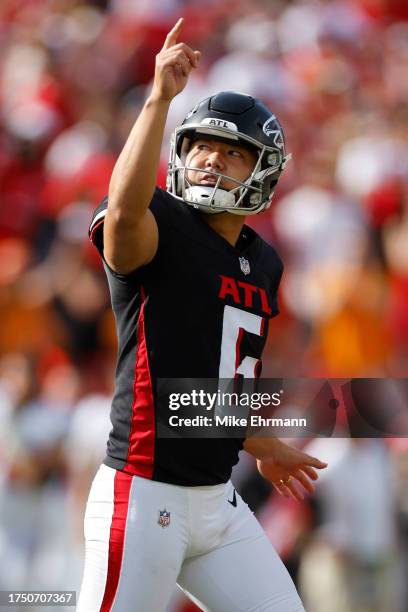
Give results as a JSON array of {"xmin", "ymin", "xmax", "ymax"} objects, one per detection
[{"xmin": 199, "ymin": 174, "xmax": 219, "ymax": 186}]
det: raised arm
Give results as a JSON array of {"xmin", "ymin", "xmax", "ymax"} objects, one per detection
[{"xmin": 104, "ymin": 18, "xmax": 201, "ymax": 274}]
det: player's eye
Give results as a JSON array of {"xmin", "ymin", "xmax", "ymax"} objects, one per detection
[
  {"xmin": 197, "ymin": 144, "xmax": 210, "ymax": 151},
  {"xmin": 229, "ymin": 150, "xmax": 243, "ymax": 158}
]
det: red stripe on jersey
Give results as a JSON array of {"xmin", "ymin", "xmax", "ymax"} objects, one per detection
[
  {"xmin": 100, "ymin": 470, "xmax": 132, "ymax": 612},
  {"xmin": 124, "ymin": 289, "xmax": 155, "ymax": 477}
]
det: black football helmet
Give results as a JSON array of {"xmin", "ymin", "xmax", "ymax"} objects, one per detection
[{"xmin": 167, "ymin": 91, "xmax": 291, "ymax": 215}]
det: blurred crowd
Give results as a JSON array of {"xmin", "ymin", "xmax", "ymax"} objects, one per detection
[{"xmin": 1, "ymin": 0, "xmax": 408, "ymax": 610}]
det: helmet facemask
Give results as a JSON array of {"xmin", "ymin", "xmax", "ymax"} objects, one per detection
[{"xmin": 167, "ymin": 125, "xmax": 290, "ymax": 215}]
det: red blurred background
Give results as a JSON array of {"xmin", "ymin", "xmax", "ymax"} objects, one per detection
[{"xmin": 0, "ymin": 1, "xmax": 407, "ymax": 610}]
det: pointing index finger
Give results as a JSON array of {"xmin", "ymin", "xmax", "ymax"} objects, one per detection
[
  {"xmin": 307, "ymin": 457, "xmax": 328, "ymax": 469},
  {"xmin": 163, "ymin": 17, "xmax": 184, "ymax": 49}
]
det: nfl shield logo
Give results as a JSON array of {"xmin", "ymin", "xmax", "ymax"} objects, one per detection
[
  {"xmin": 239, "ymin": 257, "xmax": 250, "ymax": 275},
  {"xmin": 158, "ymin": 508, "xmax": 171, "ymax": 528}
]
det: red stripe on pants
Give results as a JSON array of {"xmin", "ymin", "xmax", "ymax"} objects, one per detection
[{"xmin": 100, "ymin": 471, "xmax": 132, "ymax": 611}]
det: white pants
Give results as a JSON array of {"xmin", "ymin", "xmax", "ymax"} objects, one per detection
[{"xmin": 77, "ymin": 464, "xmax": 305, "ymax": 612}]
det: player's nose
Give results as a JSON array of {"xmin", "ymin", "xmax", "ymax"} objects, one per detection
[{"xmin": 205, "ymin": 150, "xmax": 224, "ymax": 171}]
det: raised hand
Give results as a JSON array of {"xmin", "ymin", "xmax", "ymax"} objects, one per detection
[
  {"xmin": 151, "ymin": 18, "xmax": 201, "ymax": 103},
  {"xmin": 256, "ymin": 441, "xmax": 328, "ymax": 501}
]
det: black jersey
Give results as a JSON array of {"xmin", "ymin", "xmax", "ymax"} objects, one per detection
[{"xmin": 89, "ymin": 187, "xmax": 283, "ymax": 486}]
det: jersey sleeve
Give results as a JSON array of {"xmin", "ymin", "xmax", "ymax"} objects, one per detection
[
  {"xmin": 88, "ymin": 187, "xmax": 179, "ymax": 283},
  {"xmin": 88, "ymin": 194, "xmax": 136, "ymax": 285},
  {"xmin": 89, "ymin": 195, "xmax": 108, "ymax": 258}
]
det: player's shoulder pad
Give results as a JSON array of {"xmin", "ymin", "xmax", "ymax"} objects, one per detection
[
  {"xmin": 259, "ymin": 238, "xmax": 283, "ymax": 272},
  {"xmin": 150, "ymin": 186, "xmax": 187, "ymax": 223},
  {"xmin": 258, "ymin": 239, "xmax": 284, "ymax": 288}
]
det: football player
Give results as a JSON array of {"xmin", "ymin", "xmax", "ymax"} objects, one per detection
[{"xmin": 78, "ymin": 18, "xmax": 327, "ymax": 612}]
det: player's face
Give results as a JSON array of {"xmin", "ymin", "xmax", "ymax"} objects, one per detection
[{"xmin": 185, "ymin": 139, "xmax": 258, "ymax": 191}]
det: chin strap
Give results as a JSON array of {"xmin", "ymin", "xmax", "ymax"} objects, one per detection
[{"xmin": 184, "ymin": 185, "xmax": 236, "ymax": 214}]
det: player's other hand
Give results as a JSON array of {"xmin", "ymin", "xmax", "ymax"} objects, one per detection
[
  {"xmin": 256, "ymin": 442, "xmax": 328, "ymax": 502},
  {"xmin": 151, "ymin": 18, "xmax": 201, "ymax": 103}
]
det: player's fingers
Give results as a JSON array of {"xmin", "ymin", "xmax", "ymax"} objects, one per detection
[
  {"xmin": 163, "ymin": 49, "xmax": 191, "ymax": 68},
  {"xmin": 171, "ymin": 43, "xmax": 200, "ymax": 67},
  {"xmin": 175, "ymin": 56, "xmax": 191, "ymax": 78},
  {"xmin": 286, "ymin": 480, "xmax": 304, "ymax": 501},
  {"xmin": 274, "ymin": 476, "xmax": 300, "ymax": 499},
  {"xmin": 303, "ymin": 455, "xmax": 328, "ymax": 469},
  {"xmin": 274, "ymin": 483, "xmax": 291, "ymax": 498},
  {"xmin": 301, "ymin": 465, "xmax": 319, "ymax": 480},
  {"xmin": 161, "ymin": 51, "xmax": 191, "ymax": 77},
  {"xmin": 163, "ymin": 17, "xmax": 184, "ymax": 50},
  {"xmin": 294, "ymin": 469, "xmax": 315, "ymax": 493},
  {"xmin": 179, "ymin": 62, "xmax": 189, "ymax": 78}
]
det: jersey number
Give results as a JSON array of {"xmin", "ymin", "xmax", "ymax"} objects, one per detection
[{"xmin": 218, "ymin": 305, "xmax": 264, "ymax": 379}]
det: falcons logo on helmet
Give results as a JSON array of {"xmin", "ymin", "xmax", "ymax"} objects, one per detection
[{"xmin": 262, "ymin": 116, "xmax": 284, "ymax": 149}]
